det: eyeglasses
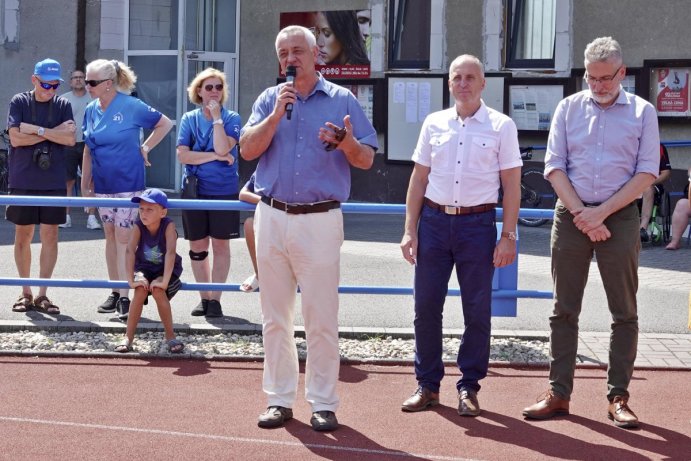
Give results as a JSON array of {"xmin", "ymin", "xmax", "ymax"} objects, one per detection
[
  {"xmin": 37, "ymin": 80, "xmax": 60, "ymax": 90},
  {"xmin": 584, "ymin": 65, "xmax": 622, "ymax": 85},
  {"xmin": 85, "ymin": 79, "xmax": 110, "ymax": 87},
  {"xmin": 203, "ymin": 84, "xmax": 223, "ymax": 92}
]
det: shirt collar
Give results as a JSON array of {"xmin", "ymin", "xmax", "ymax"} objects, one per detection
[{"xmin": 452, "ymin": 101, "xmax": 488, "ymax": 123}]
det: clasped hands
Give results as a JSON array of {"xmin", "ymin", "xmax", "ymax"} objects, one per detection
[{"xmin": 572, "ymin": 205, "xmax": 611, "ymax": 242}]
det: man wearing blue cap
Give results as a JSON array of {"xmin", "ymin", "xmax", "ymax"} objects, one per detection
[{"xmin": 5, "ymin": 58, "xmax": 76, "ymax": 315}]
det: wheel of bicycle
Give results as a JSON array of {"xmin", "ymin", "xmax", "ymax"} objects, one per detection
[{"xmin": 519, "ymin": 167, "xmax": 552, "ymax": 227}]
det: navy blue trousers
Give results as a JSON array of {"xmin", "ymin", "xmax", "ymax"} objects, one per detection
[{"xmin": 413, "ymin": 204, "xmax": 496, "ymax": 393}]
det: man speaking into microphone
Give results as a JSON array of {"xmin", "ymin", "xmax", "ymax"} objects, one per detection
[{"xmin": 240, "ymin": 25, "xmax": 377, "ymax": 432}]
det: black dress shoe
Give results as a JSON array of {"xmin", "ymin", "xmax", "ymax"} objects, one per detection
[
  {"xmin": 458, "ymin": 389, "xmax": 481, "ymax": 417},
  {"xmin": 257, "ymin": 406, "xmax": 293, "ymax": 428},
  {"xmin": 190, "ymin": 299, "xmax": 208, "ymax": 316},
  {"xmin": 205, "ymin": 299, "xmax": 224, "ymax": 318},
  {"xmin": 401, "ymin": 386, "xmax": 439, "ymax": 412},
  {"xmin": 310, "ymin": 411, "xmax": 338, "ymax": 431}
]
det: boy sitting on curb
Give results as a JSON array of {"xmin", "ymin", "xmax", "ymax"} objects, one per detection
[{"xmin": 115, "ymin": 188, "xmax": 184, "ymax": 354}]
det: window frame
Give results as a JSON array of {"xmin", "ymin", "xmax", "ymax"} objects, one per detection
[
  {"xmin": 387, "ymin": 0, "xmax": 430, "ymax": 70},
  {"xmin": 505, "ymin": 0, "xmax": 556, "ymax": 69}
]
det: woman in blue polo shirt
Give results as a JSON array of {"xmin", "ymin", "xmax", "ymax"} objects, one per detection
[
  {"xmin": 81, "ymin": 59, "xmax": 173, "ymax": 320},
  {"xmin": 176, "ymin": 67, "xmax": 241, "ymax": 318}
]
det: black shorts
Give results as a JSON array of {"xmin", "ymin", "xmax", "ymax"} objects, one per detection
[
  {"xmin": 182, "ymin": 193, "xmax": 240, "ymax": 241},
  {"xmin": 6, "ymin": 189, "xmax": 67, "ymax": 225},
  {"xmin": 64, "ymin": 142, "xmax": 85, "ymax": 181},
  {"xmin": 137, "ymin": 270, "xmax": 182, "ymax": 304}
]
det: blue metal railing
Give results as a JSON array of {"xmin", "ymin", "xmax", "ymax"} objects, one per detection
[{"xmin": 0, "ymin": 196, "xmax": 555, "ymax": 315}]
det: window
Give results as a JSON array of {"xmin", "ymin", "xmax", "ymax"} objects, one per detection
[
  {"xmin": 388, "ymin": 0, "xmax": 430, "ymax": 69},
  {"xmin": 2, "ymin": 0, "xmax": 20, "ymax": 50},
  {"xmin": 505, "ymin": 0, "xmax": 556, "ymax": 69}
]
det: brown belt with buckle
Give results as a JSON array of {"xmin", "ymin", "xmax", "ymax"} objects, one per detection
[
  {"xmin": 261, "ymin": 196, "xmax": 341, "ymax": 215},
  {"xmin": 424, "ymin": 197, "xmax": 496, "ymax": 216}
]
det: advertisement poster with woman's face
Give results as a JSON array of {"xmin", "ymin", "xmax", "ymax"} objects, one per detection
[{"xmin": 280, "ymin": 10, "xmax": 371, "ymax": 78}]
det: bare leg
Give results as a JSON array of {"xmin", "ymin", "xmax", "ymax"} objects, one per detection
[
  {"xmin": 244, "ymin": 217, "xmax": 259, "ymax": 277},
  {"xmin": 152, "ymin": 286, "xmax": 176, "ymax": 341},
  {"xmin": 37, "ymin": 224, "xmax": 59, "ymax": 298},
  {"xmin": 103, "ymin": 223, "xmax": 119, "ymax": 281},
  {"xmin": 639, "ymin": 186, "xmax": 654, "ymax": 230},
  {"xmin": 125, "ymin": 286, "xmax": 148, "ymax": 343},
  {"xmin": 190, "ymin": 237, "xmax": 212, "ymax": 300},
  {"xmin": 14, "ymin": 224, "xmax": 35, "ymax": 296},
  {"xmin": 666, "ymin": 199, "xmax": 690, "ymax": 250},
  {"xmin": 115, "ymin": 226, "xmax": 133, "ymax": 298},
  {"xmin": 210, "ymin": 237, "xmax": 231, "ymax": 302},
  {"xmin": 65, "ymin": 178, "xmax": 75, "ymax": 216}
]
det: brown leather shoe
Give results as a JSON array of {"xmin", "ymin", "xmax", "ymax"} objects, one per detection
[
  {"xmin": 401, "ymin": 386, "xmax": 439, "ymax": 412},
  {"xmin": 458, "ymin": 389, "xmax": 481, "ymax": 417},
  {"xmin": 522, "ymin": 390, "xmax": 570, "ymax": 420},
  {"xmin": 608, "ymin": 396, "xmax": 639, "ymax": 428}
]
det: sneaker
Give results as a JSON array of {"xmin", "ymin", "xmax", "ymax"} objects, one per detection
[
  {"xmin": 97, "ymin": 292, "xmax": 120, "ymax": 313},
  {"xmin": 86, "ymin": 214, "xmax": 102, "ymax": 230},
  {"xmin": 117, "ymin": 297, "xmax": 130, "ymax": 320},
  {"xmin": 640, "ymin": 228, "xmax": 650, "ymax": 243},
  {"xmin": 59, "ymin": 215, "xmax": 72, "ymax": 228}
]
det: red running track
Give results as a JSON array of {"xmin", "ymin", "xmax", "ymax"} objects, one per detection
[{"xmin": 0, "ymin": 357, "xmax": 688, "ymax": 460}]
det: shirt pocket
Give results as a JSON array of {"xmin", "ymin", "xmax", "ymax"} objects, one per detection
[
  {"xmin": 429, "ymin": 133, "xmax": 454, "ymax": 169},
  {"xmin": 467, "ymin": 136, "xmax": 499, "ymax": 172}
]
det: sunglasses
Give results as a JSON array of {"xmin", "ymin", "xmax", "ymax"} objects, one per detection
[
  {"xmin": 203, "ymin": 84, "xmax": 223, "ymax": 91},
  {"xmin": 38, "ymin": 81, "xmax": 60, "ymax": 90},
  {"xmin": 85, "ymin": 79, "xmax": 110, "ymax": 87}
]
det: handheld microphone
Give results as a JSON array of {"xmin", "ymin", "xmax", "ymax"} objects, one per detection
[{"xmin": 285, "ymin": 66, "xmax": 296, "ymax": 120}]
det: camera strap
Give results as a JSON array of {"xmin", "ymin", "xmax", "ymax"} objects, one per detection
[{"xmin": 29, "ymin": 92, "xmax": 54, "ymax": 127}]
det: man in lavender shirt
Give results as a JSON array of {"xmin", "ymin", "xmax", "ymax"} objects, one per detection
[
  {"xmin": 522, "ymin": 37, "xmax": 659, "ymax": 429},
  {"xmin": 240, "ymin": 25, "xmax": 377, "ymax": 432}
]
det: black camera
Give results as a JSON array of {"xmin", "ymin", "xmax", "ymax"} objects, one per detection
[{"xmin": 33, "ymin": 146, "xmax": 51, "ymax": 170}]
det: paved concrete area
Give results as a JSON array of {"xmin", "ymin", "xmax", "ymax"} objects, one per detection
[{"xmin": 0, "ymin": 206, "xmax": 689, "ymax": 369}]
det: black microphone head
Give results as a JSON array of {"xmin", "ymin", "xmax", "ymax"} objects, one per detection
[{"xmin": 286, "ymin": 66, "xmax": 297, "ymax": 78}]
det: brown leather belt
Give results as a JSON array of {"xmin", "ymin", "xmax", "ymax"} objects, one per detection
[
  {"xmin": 424, "ymin": 197, "xmax": 496, "ymax": 216},
  {"xmin": 261, "ymin": 196, "xmax": 341, "ymax": 215}
]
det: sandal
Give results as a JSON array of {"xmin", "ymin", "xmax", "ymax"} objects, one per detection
[
  {"xmin": 167, "ymin": 339, "xmax": 185, "ymax": 354},
  {"xmin": 32, "ymin": 295, "xmax": 60, "ymax": 315},
  {"xmin": 12, "ymin": 294, "xmax": 33, "ymax": 312},
  {"xmin": 240, "ymin": 274, "xmax": 259, "ymax": 293},
  {"xmin": 114, "ymin": 339, "xmax": 133, "ymax": 353}
]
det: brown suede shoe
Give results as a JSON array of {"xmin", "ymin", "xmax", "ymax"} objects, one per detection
[
  {"xmin": 458, "ymin": 389, "xmax": 481, "ymax": 417},
  {"xmin": 522, "ymin": 390, "xmax": 570, "ymax": 420},
  {"xmin": 608, "ymin": 396, "xmax": 639, "ymax": 428},
  {"xmin": 401, "ymin": 386, "xmax": 439, "ymax": 412}
]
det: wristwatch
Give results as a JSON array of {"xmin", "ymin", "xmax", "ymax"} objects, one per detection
[
  {"xmin": 501, "ymin": 231, "xmax": 517, "ymax": 241},
  {"xmin": 213, "ymin": 118, "xmax": 223, "ymax": 125},
  {"xmin": 37, "ymin": 127, "xmax": 45, "ymax": 136},
  {"xmin": 141, "ymin": 144, "xmax": 150, "ymax": 153}
]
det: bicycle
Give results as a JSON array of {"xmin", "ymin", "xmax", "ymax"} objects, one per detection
[
  {"xmin": 0, "ymin": 128, "xmax": 9, "ymax": 194},
  {"xmin": 518, "ymin": 147, "xmax": 554, "ymax": 227}
]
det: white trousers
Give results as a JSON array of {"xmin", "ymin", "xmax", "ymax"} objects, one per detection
[{"xmin": 255, "ymin": 201, "xmax": 343, "ymax": 412}]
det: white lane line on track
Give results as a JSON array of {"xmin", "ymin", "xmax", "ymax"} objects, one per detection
[{"xmin": 0, "ymin": 416, "xmax": 479, "ymax": 461}]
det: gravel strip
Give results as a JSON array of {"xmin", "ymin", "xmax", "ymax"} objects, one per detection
[{"xmin": 0, "ymin": 330, "xmax": 550, "ymax": 363}]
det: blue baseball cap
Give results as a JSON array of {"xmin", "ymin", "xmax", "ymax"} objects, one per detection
[
  {"xmin": 34, "ymin": 58, "xmax": 64, "ymax": 82},
  {"xmin": 132, "ymin": 188, "xmax": 168, "ymax": 208}
]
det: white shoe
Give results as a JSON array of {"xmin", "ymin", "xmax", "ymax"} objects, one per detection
[
  {"xmin": 86, "ymin": 214, "xmax": 102, "ymax": 230},
  {"xmin": 59, "ymin": 215, "xmax": 72, "ymax": 228}
]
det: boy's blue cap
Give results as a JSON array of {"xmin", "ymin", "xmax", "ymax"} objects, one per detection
[
  {"xmin": 132, "ymin": 188, "xmax": 168, "ymax": 208},
  {"xmin": 34, "ymin": 58, "xmax": 64, "ymax": 82}
]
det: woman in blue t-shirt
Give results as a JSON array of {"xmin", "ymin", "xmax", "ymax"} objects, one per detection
[
  {"xmin": 176, "ymin": 67, "xmax": 241, "ymax": 318},
  {"xmin": 80, "ymin": 59, "xmax": 173, "ymax": 319}
]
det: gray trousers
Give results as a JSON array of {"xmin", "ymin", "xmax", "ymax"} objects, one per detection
[{"xmin": 548, "ymin": 200, "xmax": 640, "ymax": 401}]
